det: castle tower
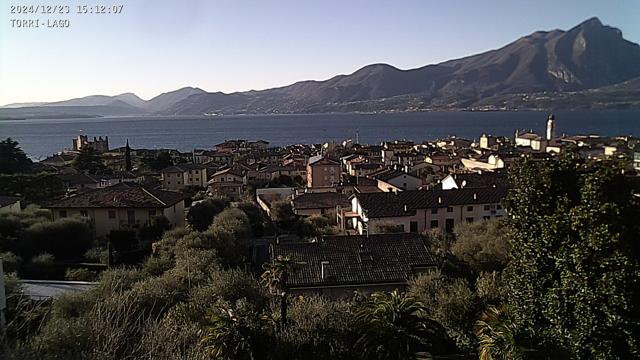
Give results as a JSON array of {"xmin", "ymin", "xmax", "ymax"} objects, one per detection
[{"xmin": 546, "ymin": 114, "xmax": 555, "ymax": 141}]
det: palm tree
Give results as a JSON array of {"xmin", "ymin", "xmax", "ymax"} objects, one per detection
[
  {"xmin": 353, "ymin": 290, "xmax": 450, "ymax": 360},
  {"xmin": 260, "ymin": 255, "xmax": 304, "ymax": 328},
  {"xmin": 199, "ymin": 306, "xmax": 255, "ymax": 360},
  {"xmin": 474, "ymin": 305, "xmax": 521, "ymax": 360}
]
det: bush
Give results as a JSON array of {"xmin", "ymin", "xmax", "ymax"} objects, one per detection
[
  {"xmin": 187, "ymin": 198, "xmax": 230, "ymax": 231},
  {"xmin": 24, "ymin": 253, "xmax": 56, "ymax": 279},
  {"xmin": 0, "ymin": 251, "xmax": 22, "ymax": 273},
  {"xmin": 64, "ymin": 268, "xmax": 98, "ymax": 282},
  {"xmin": 84, "ymin": 246, "xmax": 109, "ymax": 264},
  {"xmin": 452, "ymin": 219, "xmax": 510, "ymax": 273},
  {"xmin": 22, "ymin": 218, "xmax": 93, "ymax": 259},
  {"xmin": 138, "ymin": 215, "xmax": 172, "ymax": 243}
]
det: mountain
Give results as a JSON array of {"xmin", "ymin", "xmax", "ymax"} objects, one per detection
[
  {"xmin": 162, "ymin": 17, "xmax": 640, "ymax": 114},
  {"xmin": 144, "ymin": 87, "xmax": 206, "ymax": 112},
  {"xmin": 2, "ymin": 17, "xmax": 639, "ymax": 118}
]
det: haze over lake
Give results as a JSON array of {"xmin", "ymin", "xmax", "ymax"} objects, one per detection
[{"xmin": 2, "ymin": 110, "xmax": 639, "ymax": 159}]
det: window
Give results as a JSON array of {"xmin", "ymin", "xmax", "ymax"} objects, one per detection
[
  {"xmin": 431, "ymin": 208, "xmax": 438, "ymax": 214},
  {"xmin": 127, "ymin": 210, "xmax": 136, "ymax": 225},
  {"xmin": 80, "ymin": 210, "xmax": 88, "ymax": 217},
  {"xmin": 177, "ymin": 181, "xmax": 181, "ymax": 185},
  {"xmin": 108, "ymin": 210, "xmax": 116, "ymax": 219},
  {"xmin": 466, "ymin": 217, "xmax": 474, "ymax": 223},
  {"xmin": 195, "ymin": 170, "xmax": 199, "ymax": 174},
  {"xmin": 497, "ymin": 204, "xmax": 502, "ymax": 210},
  {"xmin": 59, "ymin": 210, "xmax": 67, "ymax": 218},
  {"xmin": 484, "ymin": 205, "xmax": 490, "ymax": 211},
  {"xmin": 467, "ymin": 206, "xmax": 473, "ymax": 212},
  {"xmin": 167, "ymin": 181, "xmax": 171, "ymax": 185},
  {"xmin": 430, "ymin": 220, "xmax": 438, "ymax": 228},
  {"xmin": 410, "ymin": 221, "xmax": 418, "ymax": 233},
  {"xmin": 446, "ymin": 206, "xmax": 453, "ymax": 213}
]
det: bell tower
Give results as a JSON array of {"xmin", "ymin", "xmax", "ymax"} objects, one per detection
[{"xmin": 546, "ymin": 114, "xmax": 555, "ymax": 141}]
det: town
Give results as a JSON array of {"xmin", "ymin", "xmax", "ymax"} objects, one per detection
[{"xmin": 1, "ymin": 114, "xmax": 639, "ymax": 359}]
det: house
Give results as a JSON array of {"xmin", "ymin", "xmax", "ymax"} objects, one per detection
[
  {"xmin": 460, "ymin": 154, "xmax": 506, "ymax": 171},
  {"xmin": 44, "ymin": 183, "xmax": 185, "ymax": 237},
  {"xmin": 56, "ymin": 173, "xmax": 101, "ymax": 193},
  {"xmin": 344, "ymin": 187, "xmax": 507, "ymax": 235},
  {"xmin": 292, "ymin": 192, "xmax": 350, "ymax": 216},
  {"xmin": 40, "ymin": 153, "xmax": 76, "ymax": 167},
  {"xmin": 306, "ymin": 156, "xmax": 341, "ymax": 188},
  {"xmin": 207, "ymin": 168, "xmax": 245, "ymax": 199},
  {"xmin": 369, "ymin": 168, "xmax": 423, "ymax": 191},
  {"xmin": 271, "ymin": 233, "xmax": 437, "ymax": 298},
  {"xmin": 438, "ymin": 172, "xmax": 508, "ymax": 190},
  {"xmin": 160, "ymin": 164, "xmax": 210, "ymax": 190},
  {"xmin": 0, "ymin": 196, "xmax": 21, "ymax": 213}
]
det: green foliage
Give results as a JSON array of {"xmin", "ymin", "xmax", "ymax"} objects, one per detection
[
  {"xmin": 22, "ymin": 217, "xmax": 94, "ymax": 259},
  {"xmin": 84, "ymin": 246, "xmax": 109, "ymax": 264},
  {"xmin": 65, "ymin": 268, "xmax": 98, "ymax": 281},
  {"xmin": 203, "ymin": 208, "xmax": 252, "ymax": 268},
  {"xmin": 372, "ymin": 220, "xmax": 404, "ymax": 234},
  {"xmin": 270, "ymin": 200, "xmax": 295, "ymax": 228},
  {"xmin": 235, "ymin": 201, "xmax": 273, "ymax": 236},
  {"xmin": 353, "ymin": 290, "xmax": 454, "ymax": 359},
  {"xmin": 24, "ymin": 253, "xmax": 56, "ymax": 279},
  {"xmin": 0, "ymin": 251, "xmax": 22, "ymax": 273},
  {"xmin": 140, "ymin": 151, "xmax": 173, "ymax": 172},
  {"xmin": 452, "ymin": 219, "xmax": 511, "ymax": 273},
  {"xmin": 408, "ymin": 270, "xmax": 480, "ymax": 351},
  {"xmin": 138, "ymin": 215, "xmax": 172, "ymax": 243},
  {"xmin": 474, "ymin": 306, "xmax": 522, "ymax": 360},
  {"xmin": 0, "ymin": 137, "xmax": 31, "ymax": 174},
  {"xmin": 72, "ymin": 146, "xmax": 107, "ymax": 174},
  {"xmin": 295, "ymin": 214, "xmax": 339, "ymax": 238},
  {"xmin": 0, "ymin": 173, "xmax": 64, "ymax": 201},
  {"xmin": 187, "ymin": 198, "xmax": 230, "ymax": 231},
  {"xmin": 505, "ymin": 156, "xmax": 640, "ymax": 358}
]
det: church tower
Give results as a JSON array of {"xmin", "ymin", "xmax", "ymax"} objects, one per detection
[{"xmin": 546, "ymin": 114, "xmax": 555, "ymax": 141}]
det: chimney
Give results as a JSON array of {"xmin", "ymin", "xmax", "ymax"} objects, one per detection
[
  {"xmin": 404, "ymin": 204, "xmax": 408, "ymax": 213},
  {"xmin": 473, "ymin": 193, "xmax": 477, "ymax": 200},
  {"xmin": 438, "ymin": 196, "xmax": 442, "ymax": 204},
  {"xmin": 321, "ymin": 261, "xmax": 330, "ymax": 280}
]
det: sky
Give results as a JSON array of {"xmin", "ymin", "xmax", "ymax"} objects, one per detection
[{"xmin": 1, "ymin": 0, "xmax": 639, "ymax": 105}]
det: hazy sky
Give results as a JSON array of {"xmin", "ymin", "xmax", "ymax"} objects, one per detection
[{"xmin": 1, "ymin": 0, "xmax": 639, "ymax": 104}]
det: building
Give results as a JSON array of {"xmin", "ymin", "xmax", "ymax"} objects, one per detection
[
  {"xmin": 271, "ymin": 233, "xmax": 437, "ymax": 298},
  {"xmin": 0, "ymin": 196, "xmax": 21, "ymax": 213},
  {"xmin": 160, "ymin": 164, "xmax": 211, "ymax": 190},
  {"xmin": 292, "ymin": 192, "xmax": 350, "ymax": 216},
  {"xmin": 344, "ymin": 187, "xmax": 507, "ymax": 235},
  {"xmin": 369, "ymin": 168, "xmax": 423, "ymax": 191},
  {"xmin": 44, "ymin": 183, "xmax": 185, "ymax": 237},
  {"xmin": 207, "ymin": 168, "xmax": 245, "ymax": 199},
  {"xmin": 73, "ymin": 135, "xmax": 109, "ymax": 152},
  {"xmin": 438, "ymin": 172, "xmax": 509, "ymax": 190},
  {"xmin": 306, "ymin": 156, "xmax": 341, "ymax": 188}
]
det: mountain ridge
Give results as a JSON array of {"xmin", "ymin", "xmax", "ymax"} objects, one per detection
[{"xmin": 2, "ymin": 17, "xmax": 639, "ymax": 118}]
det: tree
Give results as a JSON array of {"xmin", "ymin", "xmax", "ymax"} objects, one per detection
[
  {"xmin": 0, "ymin": 138, "xmax": 31, "ymax": 174},
  {"xmin": 353, "ymin": 290, "xmax": 454, "ymax": 359},
  {"xmin": 270, "ymin": 200, "xmax": 295, "ymax": 230},
  {"xmin": 452, "ymin": 219, "xmax": 511, "ymax": 273},
  {"xmin": 261, "ymin": 255, "xmax": 304, "ymax": 328},
  {"xmin": 72, "ymin": 146, "xmax": 107, "ymax": 174},
  {"xmin": 474, "ymin": 306, "xmax": 522, "ymax": 360},
  {"xmin": 504, "ymin": 155, "xmax": 640, "ymax": 358},
  {"xmin": 124, "ymin": 139, "xmax": 132, "ymax": 171},
  {"xmin": 21, "ymin": 218, "xmax": 93, "ymax": 259},
  {"xmin": 186, "ymin": 198, "xmax": 229, "ymax": 231},
  {"xmin": 140, "ymin": 151, "xmax": 173, "ymax": 172}
]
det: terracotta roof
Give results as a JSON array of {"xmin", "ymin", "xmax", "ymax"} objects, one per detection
[
  {"xmin": 308, "ymin": 155, "xmax": 340, "ymax": 166},
  {"xmin": 44, "ymin": 183, "xmax": 185, "ymax": 209},
  {"xmin": 292, "ymin": 192, "xmax": 350, "ymax": 210},
  {"xmin": 370, "ymin": 168, "xmax": 420, "ymax": 182},
  {"xmin": 272, "ymin": 233, "xmax": 436, "ymax": 288},
  {"xmin": 444, "ymin": 173, "xmax": 509, "ymax": 189},
  {"xmin": 355, "ymin": 187, "xmax": 507, "ymax": 218}
]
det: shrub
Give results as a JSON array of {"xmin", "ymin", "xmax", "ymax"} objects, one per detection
[
  {"xmin": 0, "ymin": 251, "xmax": 22, "ymax": 273},
  {"xmin": 64, "ymin": 268, "xmax": 98, "ymax": 282},
  {"xmin": 24, "ymin": 253, "xmax": 56, "ymax": 279},
  {"xmin": 187, "ymin": 198, "xmax": 230, "ymax": 231},
  {"xmin": 22, "ymin": 218, "xmax": 93, "ymax": 259},
  {"xmin": 84, "ymin": 246, "xmax": 109, "ymax": 264},
  {"xmin": 452, "ymin": 219, "xmax": 510, "ymax": 273}
]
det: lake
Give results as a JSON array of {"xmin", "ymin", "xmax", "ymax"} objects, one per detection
[{"xmin": 1, "ymin": 110, "xmax": 639, "ymax": 159}]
